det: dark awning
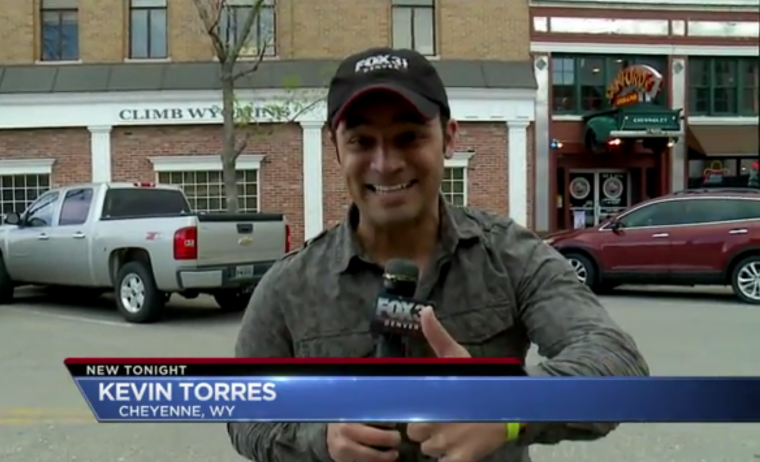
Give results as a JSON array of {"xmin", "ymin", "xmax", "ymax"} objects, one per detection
[{"xmin": 687, "ymin": 125, "xmax": 759, "ymax": 157}]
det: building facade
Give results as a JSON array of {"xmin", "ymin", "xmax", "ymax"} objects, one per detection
[
  {"xmin": 0, "ymin": 0, "xmax": 537, "ymax": 245},
  {"xmin": 530, "ymin": 0, "xmax": 759, "ymax": 232}
]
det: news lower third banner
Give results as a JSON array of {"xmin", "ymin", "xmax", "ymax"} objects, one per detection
[{"xmin": 65, "ymin": 359, "xmax": 760, "ymax": 423}]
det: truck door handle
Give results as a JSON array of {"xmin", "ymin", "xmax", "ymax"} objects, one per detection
[
  {"xmin": 37, "ymin": 233, "xmax": 49, "ymax": 240},
  {"xmin": 72, "ymin": 232, "xmax": 86, "ymax": 239},
  {"xmin": 729, "ymin": 229, "xmax": 748, "ymax": 235},
  {"xmin": 652, "ymin": 233, "xmax": 669, "ymax": 238}
]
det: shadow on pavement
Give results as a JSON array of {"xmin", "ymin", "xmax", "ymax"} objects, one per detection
[
  {"xmin": 605, "ymin": 286, "xmax": 741, "ymax": 304},
  {"xmin": 13, "ymin": 288, "xmax": 246, "ymax": 326}
]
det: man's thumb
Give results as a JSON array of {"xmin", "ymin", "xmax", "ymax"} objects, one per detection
[{"xmin": 420, "ymin": 307, "xmax": 470, "ymax": 358}]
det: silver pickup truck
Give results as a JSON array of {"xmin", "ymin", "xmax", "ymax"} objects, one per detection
[{"xmin": 0, "ymin": 182, "xmax": 288, "ymax": 323}]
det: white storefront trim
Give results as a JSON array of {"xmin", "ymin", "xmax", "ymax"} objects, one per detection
[
  {"xmin": 531, "ymin": 42, "xmax": 759, "ymax": 56},
  {"xmin": 0, "ymin": 87, "xmax": 536, "ymax": 240},
  {"xmin": 445, "ymin": 151, "xmax": 475, "ymax": 169},
  {"xmin": 148, "ymin": 154, "xmax": 265, "ymax": 172},
  {"xmin": 0, "ymin": 159, "xmax": 56, "ymax": 175}
]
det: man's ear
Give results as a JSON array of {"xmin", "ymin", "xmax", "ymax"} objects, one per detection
[
  {"xmin": 443, "ymin": 118, "xmax": 458, "ymax": 160},
  {"xmin": 329, "ymin": 130, "xmax": 341, "ymax": 164}
]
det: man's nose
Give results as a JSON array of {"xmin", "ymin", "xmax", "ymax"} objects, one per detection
[{"xmin": 369, "ymin": 146, "xmax": 405, "ymax": 175}]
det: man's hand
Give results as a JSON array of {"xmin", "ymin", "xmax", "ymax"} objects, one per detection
[
  {"xmin": 405, "ymin": 308, "xmax": 506, "ymax": 462},
  {"xmin": 326, "ymin": 423, "xmax": 401, "ymax": 462}
]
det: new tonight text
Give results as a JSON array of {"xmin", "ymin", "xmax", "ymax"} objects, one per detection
[{"xmin": 98, "ymin": 381, "xmax": 277, "ymax": 402}]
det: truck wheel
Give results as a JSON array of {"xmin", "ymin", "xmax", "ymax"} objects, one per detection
[
  {"xmin": 731, "ymin": 256, "xmax": 760, "ymax": 305},
  {"xmin": 115, "ymin": 262, "xmax": 165, "ymax": 323},
  {"xmin": 0, "ymin": 257, "xmax": 14, "ymax": 304},
  {"xmin": 213, "ymin": 289, "xmax": 252, "ymax": 312},
  {"xmin": 564, "ymin": 252, "xmax": 597, "ymax": 290}
]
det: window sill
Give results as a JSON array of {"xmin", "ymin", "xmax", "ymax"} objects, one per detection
[
  {"xmin": 211, "ymin": 55, "xmax": 279, "ymax": 62},
  {"xmin": 552, "ymin": 114, "xmax": 583, "ymax": 121},
  {"xmin": 124, "ymin": 57, "xmax": 172, "ymax": 63},
  {"xmin": 35, "ymin": 59, "xmax": 82, "ymax": 65}
]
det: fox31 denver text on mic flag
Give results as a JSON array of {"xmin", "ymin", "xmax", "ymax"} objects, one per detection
[{"xmin": 64, "ymin": 358, "xmax": 760, "ymax": 423}]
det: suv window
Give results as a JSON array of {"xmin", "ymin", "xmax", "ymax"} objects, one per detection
[
  {"xmin": 618, "ymin": 201, "xmax": 688, "ymax": 228},
  {"xmin": 23, "ymin": 191, "xmax": 60, "ymax": 227},
  {"xmin": 59, "ymin": 188, "xmax": 94, "ymax": 226},
  {"xmin": 722, "ymin": 199, "xmax": 760, "ymax": 221},
  {"xmin": 677, "ymin": 198, "xmax": 760, "ymax": 224}
]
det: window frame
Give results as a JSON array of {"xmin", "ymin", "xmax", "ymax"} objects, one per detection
[
  {"xmin": 687, "ymin": 57, "xmax": 759, "ymax": 116},
  {"xmin": 219, "ymin": 0, "xmax": 276, "ymax": 58},
  {"xmin": 391, "ymin": 0, "xmax": 436, "ymax": 57},
  {"xmin": 550, "ymin": 54, "xmax": 669, "ymax": 115},
  {"xmin": 128, "ymin": 0, "xmax": 168, "ymax": 60},
  {"xmin": 39, "ymin": 4, "xmax": 79, "ymax": 62}
]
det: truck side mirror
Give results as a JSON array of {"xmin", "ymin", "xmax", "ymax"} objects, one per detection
[{"xmin": 4, "ymin": 212, "xmax": 20, "ymax": 226}]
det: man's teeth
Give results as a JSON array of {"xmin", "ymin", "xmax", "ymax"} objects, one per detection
[{"xmin": 373, "ymin": 183, "xmax": 412, "ymax": 193}]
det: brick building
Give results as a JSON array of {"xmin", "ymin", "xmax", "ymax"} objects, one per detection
[
  {"xmin": 0, "ymin": 0, "xmax": 537, "ymax": 244},
  {"xmin": 529, "ymin": 0, "xmax": 759, "ymax": 232}
]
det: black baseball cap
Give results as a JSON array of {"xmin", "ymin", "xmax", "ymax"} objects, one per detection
[{"xmin": 327, "ymin": 47, "xmax": 450, "ymax": 129}]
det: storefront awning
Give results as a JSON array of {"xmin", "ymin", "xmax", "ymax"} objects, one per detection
[
  {"xmin": 585, "ymin": 116, "xmax": 617, "ymax": 143},
  {"xmin": 687, "ymin": 125, "xmax": 759, "ymax": 157}
]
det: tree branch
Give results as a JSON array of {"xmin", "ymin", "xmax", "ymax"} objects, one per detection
[
  {"xmin": 231, "ymin": 36, "xmax": 271, "ymax": 80},
  {"xmin": 192, "ymin": 0, "xmax": 227, "ymax": 60},
  {"xmin": 229, "ymin": 0, "xmax": 266, "ymax": 63}
]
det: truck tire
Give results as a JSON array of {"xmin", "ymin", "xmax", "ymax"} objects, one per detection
[
  {"xmin": 115, "ymin": 261, "xmax": 165, "ymax": 323},
  {"xmin": 213, "ymin": 289, "xmax": 252, "ymax": 312},
  {"xmin": 0, "ymin": 257, "xmax": 14, "ymax": 304},
  {"xmin": 731, "ymin": 255, "xmax": 760, "ymax": 305}
]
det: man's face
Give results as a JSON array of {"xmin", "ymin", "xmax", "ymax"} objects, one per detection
[{"xmin": 332, "ymin": 92, "xmax": 457, "ymax": 228}]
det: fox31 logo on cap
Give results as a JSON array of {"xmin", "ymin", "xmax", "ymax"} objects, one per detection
[{"xmin": 354, "ymin": 54, "xmax": 409, "ymax": 74}]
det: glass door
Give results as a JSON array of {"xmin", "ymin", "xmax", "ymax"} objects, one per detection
[
  {"xmin": 597, "ymin": 171, "xmax": 630, "ymax": 223},
  {"xmin": 568, "ymin": 171, "xmax": 596, "ymax": 229}
]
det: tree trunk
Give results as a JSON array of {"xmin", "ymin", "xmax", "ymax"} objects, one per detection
[{"xmin": 221, "ymin": 72, "xmax": 239, "ymax": 213}]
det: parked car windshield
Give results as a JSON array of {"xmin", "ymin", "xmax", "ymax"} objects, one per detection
[{"xmin": 102, "ymin": 188, "xmax": 192, "ymax": 219}]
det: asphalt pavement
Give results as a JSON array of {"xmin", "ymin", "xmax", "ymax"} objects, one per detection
[{"xmin": 0, "ymin": 286, "xmax": 758, "ymax": 462}]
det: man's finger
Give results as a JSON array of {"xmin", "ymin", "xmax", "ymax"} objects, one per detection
[
  {"xmin": 420, "ymin": 307, "xmax": 470, "ymax": 358},
  {"xmin": 344, "ymin": 423, "xmax": 402, "ymax": 448},
  {"xmin": 337, "ymin": 441, "xmax": 399, "ymax": 462}
]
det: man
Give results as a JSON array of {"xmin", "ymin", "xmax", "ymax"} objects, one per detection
[{"xmin": 228, "ymin": 47, "xmax": 649, "ymax": 462}]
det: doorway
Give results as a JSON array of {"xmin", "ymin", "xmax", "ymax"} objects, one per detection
[{"xmin": 567, "ymin": 170, "xmax": 631, "ymax": 228}]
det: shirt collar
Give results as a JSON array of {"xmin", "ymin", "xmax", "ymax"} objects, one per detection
[{"xmin": 333, "ymin": 197, "xmax": 482, "ymax": 274}]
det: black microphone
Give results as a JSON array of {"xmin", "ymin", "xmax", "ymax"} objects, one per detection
[{"xmin": 371, "ymin": 258, "xmax": 428, "ymax": 358}]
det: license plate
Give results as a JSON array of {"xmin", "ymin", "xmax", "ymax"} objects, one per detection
[{"xmin": 235, "ymin": 265, "xmax": 254, "ymax": 278}]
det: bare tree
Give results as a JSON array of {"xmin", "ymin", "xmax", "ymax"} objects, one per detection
[{"xmin": 192, "ymin": 0, "xmax": 319, "ymax": 213}]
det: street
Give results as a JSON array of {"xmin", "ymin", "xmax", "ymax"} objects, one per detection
[{"xmin": 0, "ymin": 287, "xmax": 758, "ymax": 462}]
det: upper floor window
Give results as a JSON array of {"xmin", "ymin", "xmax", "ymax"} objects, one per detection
[
  {"xmin": 129, "ymin": 0, "xmax": 168, "ymax": 59},
  {"xmin": 220, "ymin": 0, "xmax": 276, "ymax": 58},
  {"xmin": 551, "ymin": 55, "xmax": 668, "ymax": 114},
  {"xmin": 392, "ymin": 0, "xmax": 435, "ymax": 56},
  {"xmin": 688, "ymin": 57, "xmax": 759, "ymax": 116},
  {"xmin": 40, "ymin": 0, "xmax": 79, "ymax": 62}
]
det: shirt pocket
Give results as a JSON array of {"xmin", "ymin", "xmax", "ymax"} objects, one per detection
[
  {"xmin": 439, "ymin": 304, "xmax": 523, "ymax": 358},
  {"xmin": 294, "ymin": 330, "xmax": 375, "ymax": 358}
]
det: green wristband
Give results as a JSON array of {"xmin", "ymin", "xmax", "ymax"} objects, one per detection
[{"xmin": 505, "ymin": 422, "xmax": 522, "ymax": 441}]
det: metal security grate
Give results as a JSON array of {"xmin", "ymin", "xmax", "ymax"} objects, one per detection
[
  {"xmin": 441, "ymin": 167, "xmax": 466, "ymax": 206},
  {"xmin": 0, "ymin": 174, "xmax": 51, "ymax": 218},
  {"xmin": 156, "ymin": 169, "xmax": 259, "ymax": 212}
]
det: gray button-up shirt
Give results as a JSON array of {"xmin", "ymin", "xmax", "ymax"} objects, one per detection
[{"xmin": 228, "ymin": 202, "xmax": 649, "ymax": 462}]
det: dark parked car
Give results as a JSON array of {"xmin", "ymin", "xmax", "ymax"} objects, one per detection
[{"xmin": 545, "ymin": 188, "xmax": 760, "ymax": 304}]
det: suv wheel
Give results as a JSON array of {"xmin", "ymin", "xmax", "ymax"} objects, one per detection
[
  {"xmin": 564, "ymin": 253, "xmax": 596, "ymax": 289},
  {"xmin": 731, "ymin": 256, "xmax": 760, "ymax": 305}
]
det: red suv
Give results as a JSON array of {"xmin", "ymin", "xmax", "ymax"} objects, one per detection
[{"xmin": 545, "ymin": 188, "xmax": 760, "ymax": 304}]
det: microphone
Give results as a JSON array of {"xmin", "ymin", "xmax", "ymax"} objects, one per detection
[{"xmin": 371, "ymin": 259, "xmax": 428, "ymax": 358}]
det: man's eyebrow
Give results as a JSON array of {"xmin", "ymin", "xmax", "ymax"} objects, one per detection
[{"xmin": 342, "ymin": 112, "xmax": 429, "ymax": 130}]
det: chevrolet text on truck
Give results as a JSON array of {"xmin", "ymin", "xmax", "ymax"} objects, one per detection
[{"xmin": 0, "ymin": 182, "xmax": 289, "ymax": 323}]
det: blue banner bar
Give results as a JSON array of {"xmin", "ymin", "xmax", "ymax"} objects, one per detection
[{"xmin": 74, "ymin": 377, "xmax": 760, "ymax": 422}]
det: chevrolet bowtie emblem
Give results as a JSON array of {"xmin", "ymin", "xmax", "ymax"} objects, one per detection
[{"xmin": 238, "ymin": 237, "xmax": 253, "ymax": 246}]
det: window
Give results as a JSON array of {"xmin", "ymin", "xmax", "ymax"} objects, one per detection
[
  {"xmin": 0, "ymin": 174, "xmax": 51, "ymax": 221},
  {"xmin": 551, "ymin": 55, "xmax": 668, "ymax": 114},
  {"xmin": 40, "ymin": 0, "xmax": 79, "ymax": 61},
  {"xmin": 441, "ymin": 167, "xmax": 466, "ymax": 206},
  {"xmin": 724, "ymin": 199, "xmax": 760, "ymax": 221},
  {"xmin": 219, "ymin": 0, "xmax": 275, "ymax": 57},
  {"xmin": 618, "ymin": 201, "xmax": 686, "ymax": 228},
  {"xmin": 59, "ymin": 188, "xmax": 93, "ymax": 226},
  {"xmin": 157, "ymin": 170, "xmax": 259, "ymax": 212},
  {"xmin": 688, "ymin": 57, "xmax": 759, "ymax": 116},
  {"xmin": 23, "ymin": 191, "xmax": 60, "ymax": 228},
  {"xmin": 392, "ymin": 0, "xmax": 435, "ymax": 56},
  {"xmin": 129, "ymin": 0, "xmax": 167, "ymax": 59}
]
